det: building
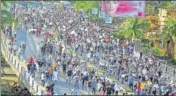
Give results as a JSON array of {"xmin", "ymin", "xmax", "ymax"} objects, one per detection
[{"xmin": 145, "ymin": 9, "xmax": 176, "ymax": 59}]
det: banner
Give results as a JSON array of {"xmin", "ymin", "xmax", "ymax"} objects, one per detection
[
  {"xmin": 105, "ymin": 16, "xmax": 113, "ymax": 24},
  {"xmin": 99, "ymin": 11, "xmax": 106, "ymax": 19},
  {"xmin": 92, "ymin": 8, "xmax": 98, "ymax": 15},
  {"xmin": 101, "ymin": 1, "xmax": 145, "ymax": 17}
]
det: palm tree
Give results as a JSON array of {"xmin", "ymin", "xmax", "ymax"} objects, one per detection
[
  {"xmin": 159, "ymin": 17, "xmax": 176, "ymax": 59},
  {"xmin": 113, "ymin": 17, "xmax": 149, "ymax": 42},
  {"xmin": 1, "ymin": 1, "xmax": 18, "ymax": 33}
]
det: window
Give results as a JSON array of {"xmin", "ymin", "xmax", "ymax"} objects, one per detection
[{"xmin": 158, "ymin": 41, "xmax": 164, "ymax": 49}]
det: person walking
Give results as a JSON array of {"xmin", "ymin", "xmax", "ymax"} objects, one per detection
[
  {"xmin": 91, "ymin": 79, "xmax": 97, "ymax": 94},
  {"xmin": 128, "ymin": 74, "xmax": 134, "ymax": 90},
  {"xmin": 41, "ymin": 72, "xmax": 46, "ymax": 86},
  {"xmin": 30, "ymin": 63, "xmax": 36, "ymax": 77},
  {"xmin": 52, "ymin": 60, "xmax": 57, "ymax": 70},
  {"xmin": 110, "ymin": 81, "xmax": 115, "ymax": 94},
  {"xmin": 18, "ymin": 45, "xmax": 22, "ymax": 60},
  {"xmin": 73, "ymin": 74, "xmax": 79, "ymax": 90},
  {"xmin": 97, "ymin": 81, "xmax": 103, "ymax": 93},
  {"xmin": 98, "ymin": 87, "xmax": 105, "ymax": 96},
  {"xmin": 106, "ymin": 86, "xmax": 112, "ymax": 95},
  {"xmin": 62, "ymin": 56, "xmax": 67, "ymax": 74},
  {"xmin": 48, "ymin": 66, "xmax": 54, "ymax": 81},
  {"xmin": 53, "ymin": 69, "xmax": 58, "ymax": 83},
  {"xmin": 27, "ymin": 62, "xmax": 32, "ymax": 73},
  {"xmin": 66, "ymin": 68, "xmax": 73, "ymax": 83}
]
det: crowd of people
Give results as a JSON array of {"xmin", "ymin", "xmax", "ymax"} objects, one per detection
[
  {"xmin": 53, "ymin": 7, "xmax": 176, "ymax": 96},
  {"xmin": 5, "ymin": 2, "xmax": 176, "ymax": 95}
]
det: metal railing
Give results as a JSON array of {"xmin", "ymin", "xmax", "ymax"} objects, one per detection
[{"xmin": 1, "ymin": 33, "xmax": 46, "ymax": 95}]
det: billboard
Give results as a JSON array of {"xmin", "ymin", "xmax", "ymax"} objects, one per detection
[{"xmin": 101, "ymin": 1, "xmax": 145, "ymax": 17}]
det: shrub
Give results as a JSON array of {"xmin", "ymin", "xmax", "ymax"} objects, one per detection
[{"xmin": 172, "ymin": 59, "xmax": 176, "ymax": 65}]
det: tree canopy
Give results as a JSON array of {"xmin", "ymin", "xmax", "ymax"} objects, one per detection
[
  {"xmin": 1, "ymin": 1, "xmax": 18, "ymax": 31},
  {"xmin": 158, "ymin": 1, "xmax": 176, "ymax": 9},
  {"xmin": 159, "ymin": 17, "xmax": 176, "ymax": 41},
  {"xmin": 73, "ymin": 1, "xmax": 100, "ymax": 20},
  {"xmin": 145, "ymin": 3, "xmax": 158, "ymax": 16},
  {"xmin": 158, "ymin": 17, "xmax": 176, "ymax": 58},
  {"xmin": 113, "ymin": 17, "xmax": 149, "ymax": 41}
]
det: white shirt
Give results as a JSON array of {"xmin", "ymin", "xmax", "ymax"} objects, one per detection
[
  {"xmin": 13, "ymin": 45, "xmax": 17, "ymax": 51},
  {"xmin": 73, "ymin": 75, "xmax": 79, "ymax": 82},
  {"xmin": 142, "ymin": 68, "xmax": 147, "ymax": 75},
  {"xmin": 100, "ymin": 60, "xmax": 105, "ymax": 66},
  {"xmin": 97, "ymin": 83, "xmax": 102, "ymax": 90},
  {"xmin": 18, "ymin": 47, "xmax": 21, "ymax": 53},
  {"xmin": 90, "ymin": 47, "xmax": 93, "ymax": 51},
  {"xmin": 121, "ymin": 74, "xmax": 126, "ymax": 78},
  {"xmin": 153, "ymin": 84, "xmax": 159, "ymax": 88},
  {"xmin": 149, "ymin": 58, "xmax": 153, "ymax": 64},
  {"xmin": 83, "ymin": 71, "xmax": 89, "ymax": 76},
  {"xmin": 87, "ymin": 53, "xmax": 91, "ymax": 58},
  {"xmin": 41, "ymin": 73, "xmax": 45, "ymax": 80},
  {"xmin": 36, "ymin": 63, "xmax": 39, "ymax": 71},
  {"xmin": 53, "ymin": 71, "xmax": 58, "ymax": 81},
  {"xmin": 115, "ymin": 84, "xmax": 120, "ymax": 91}
]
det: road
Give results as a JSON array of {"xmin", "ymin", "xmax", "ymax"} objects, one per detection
[{"xmin": 16, "ymin": 27, "xmax": 89, "ymax": 95}]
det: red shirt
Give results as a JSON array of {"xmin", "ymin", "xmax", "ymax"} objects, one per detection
[
  {"xmin": 105, "ymin": 82, "xmax": 110, "ymax": 87},
  {"xmin": 88, "ymin": 81, "xmax": 91, "ymax": 87},
  {"xmin": 29, "ymin": 57, "xmax": 34, "ymax": 63},
  {"xmin": 138, "ymin": 12, "xmax": 142, "ymax": 17},
  {"xmin": 46, "ymin": 91, "xmax": 51, "ymax": 96},
  {"xmin": 137, "ymin": 82, "xmax": 141, "ymax": 91},
  {"xmin": 36, "ymin": 28, "xmax": 41, "ymax": 33},
  {"xmin": 45, "ymin": 32, "xmax": 50, "ymax": 37}
]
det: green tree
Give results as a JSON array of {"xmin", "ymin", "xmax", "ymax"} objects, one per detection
[
  {"xmin": 145, "ymin": 3, "xmax": 158, "ymax": 16},
  {"xmin": 113, "ymin": 17, "xmax": 149, "ymax": 42},
  {"xmin": 73, "ymin": 1, "xmax": 100, "ymax": 20},
  {"xmin": 159, "ymin": 17, "xmax": 176, "ymax": 59},
  {"xmin": 1, "ymin": 1, "xmax": 18, "ymax": 32},
  {"xmin": 141, "ymin": 39, "xmax": 151, "ymax": 52},
  {"xmin": 158, "ymin": 1, "xmax": 176, "ymax": 9},
  {"xmin": 151, "ymin": 47, "xmax": 161, "ymax": 56}
]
